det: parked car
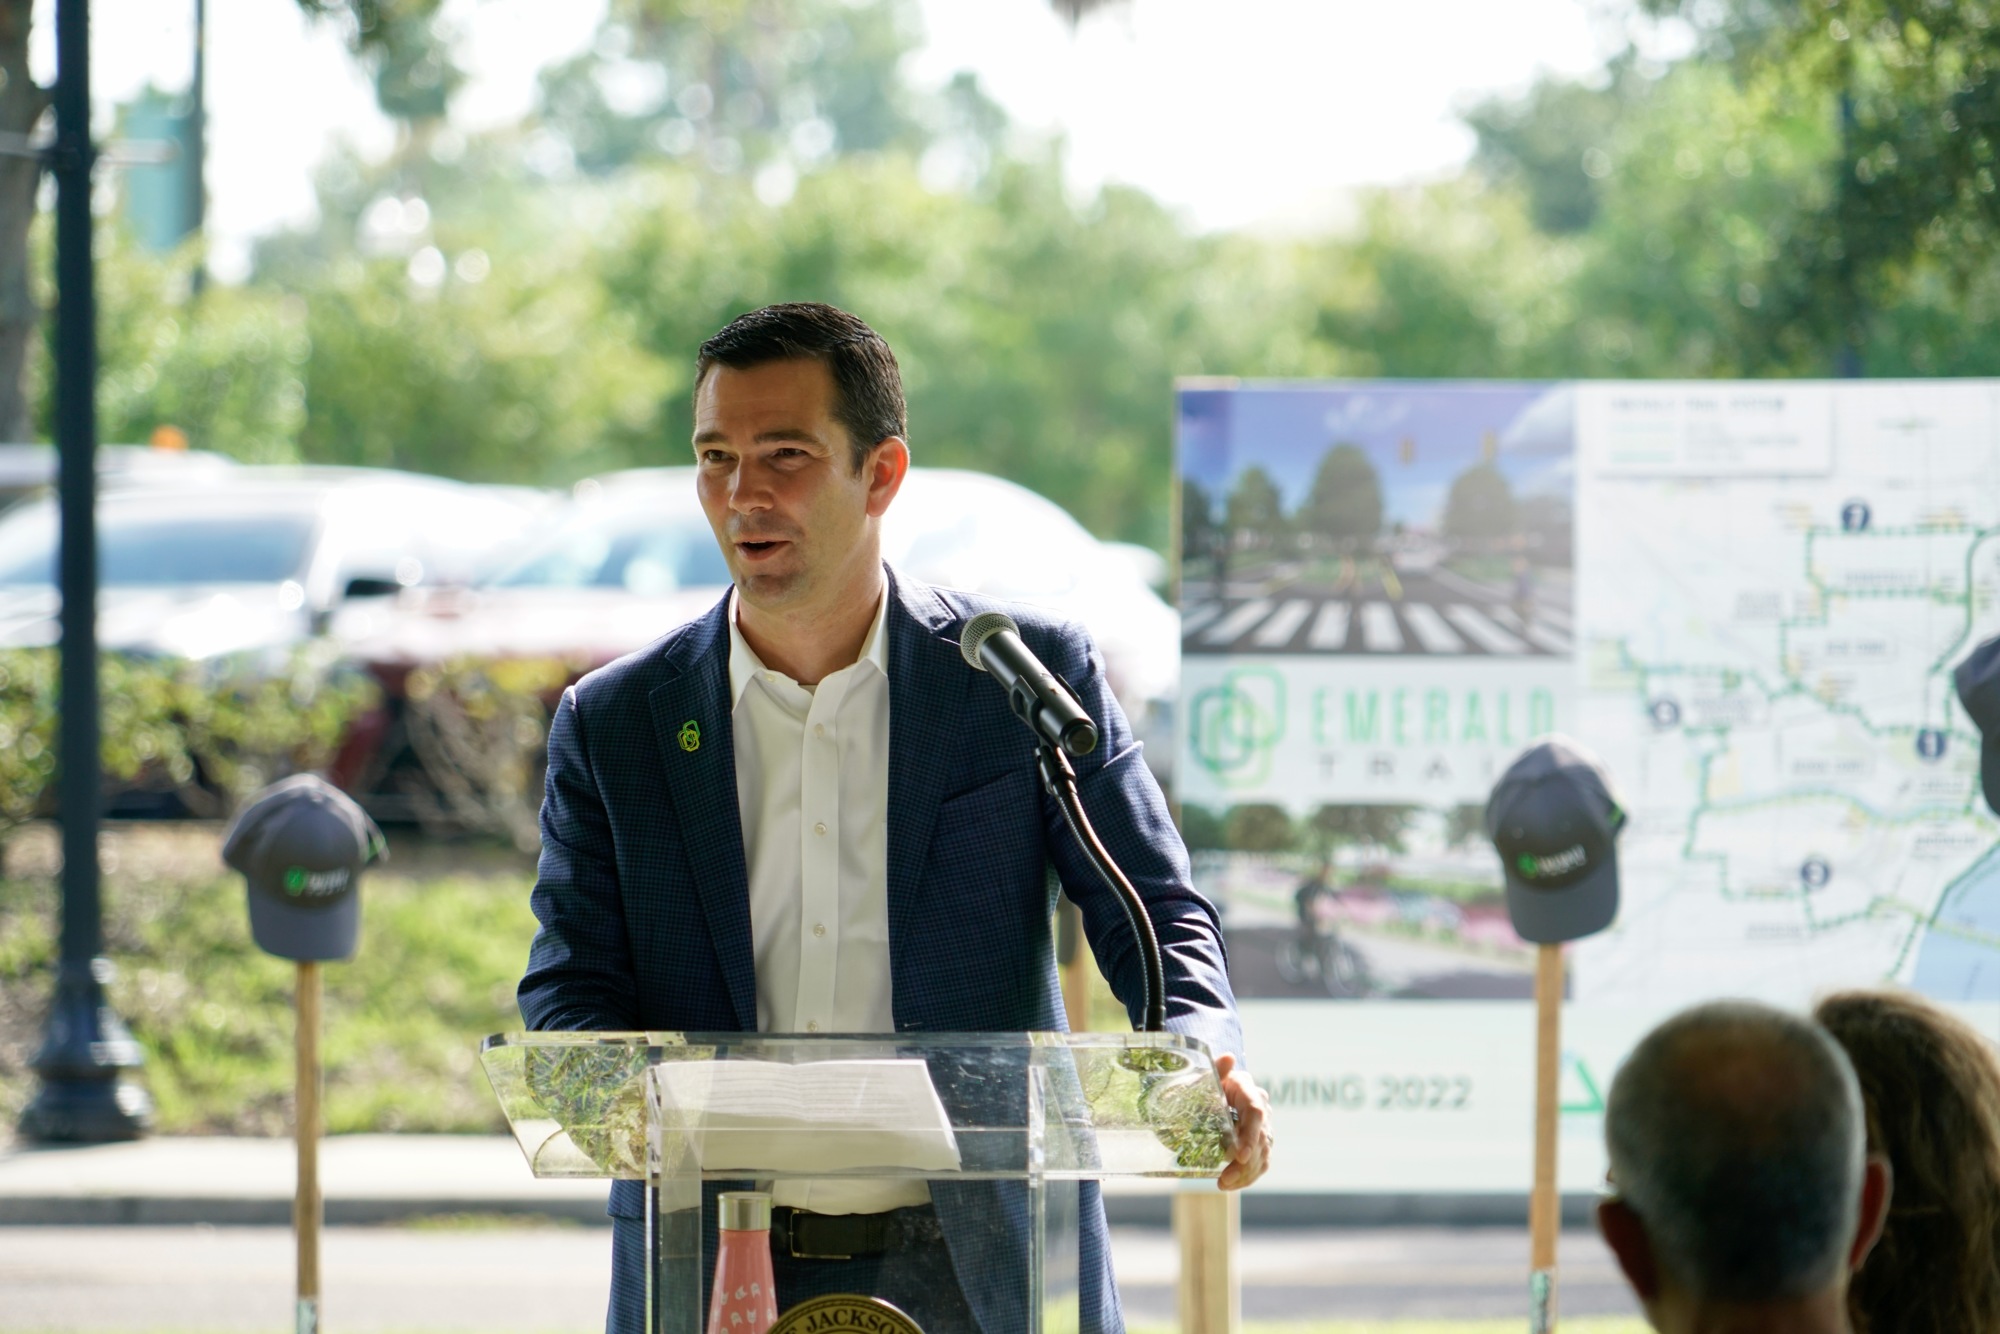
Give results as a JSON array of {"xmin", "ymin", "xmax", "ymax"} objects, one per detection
[
  {"xmin": 336, "ymin": 466, "xmax": 1181, "ymax": 828},
  {"xmin": 0, "ymin": 442, "xmax": 238, "ymax": 514},
  {"xmin": 0, "ymin": 466, "xmax": 546, "ymax": 658}
]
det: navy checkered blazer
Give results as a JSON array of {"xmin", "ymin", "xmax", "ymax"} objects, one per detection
[{"xmin": 518, "ymin": 566, "xmax": 1242, "ymax": 1334}]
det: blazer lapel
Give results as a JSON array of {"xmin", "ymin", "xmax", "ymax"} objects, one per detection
[
  {"xmin": 648, "ymin": 597, "xmax": 758, "ymax": 1033},
  {"xmin": 884, "ymin": 568, "xmax": 971, "ymax": 1014}
]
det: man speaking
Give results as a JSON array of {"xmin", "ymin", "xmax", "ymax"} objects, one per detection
[{"xmin": 518, "ymin": 303, "xmax": 1270, "ymax": 1334}]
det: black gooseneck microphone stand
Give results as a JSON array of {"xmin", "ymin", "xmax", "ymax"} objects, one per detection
[
  {"xmin": 960, "ymin": 610, "xmax": 1170, "ymax": 1035},
  {"xmin": 1036, "ymin": 739, "xmax": 1167, "ymax": 1034}
]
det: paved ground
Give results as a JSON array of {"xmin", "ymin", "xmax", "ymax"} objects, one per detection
[{"xmin": 0, "ymin": 1224, "xmax": 1638, "ymax": 1330}]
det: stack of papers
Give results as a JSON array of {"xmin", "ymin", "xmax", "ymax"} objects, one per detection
[{"xmin": 655, "ymin": 1058, "xmax": 962, "ymax": 1174}]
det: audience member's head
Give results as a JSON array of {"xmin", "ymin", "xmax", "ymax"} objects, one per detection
[
  {"xmin": 1599, "ymin": 1000, "xmax": 1890, "ymax": 1333},
  {"xmin": 1816, "ymin": 989, "xmax": 2000, "ymax": 1334}
]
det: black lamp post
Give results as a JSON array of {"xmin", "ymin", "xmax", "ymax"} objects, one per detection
[{"xmin": 19, "ymin": 0, "xmax": 153, "ymax": 1142}]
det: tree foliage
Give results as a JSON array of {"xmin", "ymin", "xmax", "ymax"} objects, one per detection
[
  {"xmin": 1443, "ymin": 464, "xmax": 1516, "ymax": 544},
  {"xmin": 1222, "ymin": 466, "xmax": 1285, "ymax": 548},
  {"xmin": 1223, "ymin": 803, "xmax": 1295, "ymax": 855},
  {"xmin": 66, "ymin": 0, "xmax": 2000, "ymax": 559},
  {"xmin": 1304, "ymin": 804, "xmax": 1416, "ymax": 860},
  {"xmin": 536, "ymin": 0, "xmax": 927, "ymax": 178},
  {"xmin": 1300, "ymin": 443, "xmax": 1383, "ymax": 549}
]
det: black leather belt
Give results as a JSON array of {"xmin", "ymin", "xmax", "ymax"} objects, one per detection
[{"xmin": 771, "ymin": 1205, "xmax": 928, "ymax": 1260}]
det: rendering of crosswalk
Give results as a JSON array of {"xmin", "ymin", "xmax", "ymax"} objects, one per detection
[{"xmin": 1181, "ymin": 596, "xmax": 1572, "ymax": 656}]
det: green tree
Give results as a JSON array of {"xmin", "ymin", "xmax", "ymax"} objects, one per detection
[
  {"xmin": 1443, "ymin": 803, "xmax": 1487, "ymax": 849},
  {"xmin": 1223, "ymin": 804, "xmax": 1295, "ymax": 854},
  {"xmin": 1442, "ymin": 463, "xmax": 1517, "ymax": 544},
  {"xmin": 1465, "ymin": 59, "xmax": 1649, "ymax": 236},
  {"xmin": 1223, "ymin": 466, "xmax": 1285, "ymax": 549},
  {"xmin": 1177, "ymin": 803, "xmax": 1226, "ymax": 853},
  {"xmin": 534, "ymin": 0, "xmax": 926, "ymax": 179},
  {"xmin": 1641, "ymin": 0, "xmax": 2000, "ymax": 371},
  {"xmin": 80, "ymin": 231, "xmax": 310, "ymax": 460},
  {"xmin": 1302, "ymin": 806, "xmax": 1417, "ymax": 877},
  {"xmin": 1180, "ymin": 477, "xmax": 1217, "ymax": 566},
  {"xmin": 1300, "ymin": 443, "xmax": 1382, "ymax": 551},
  {"xmin": 593, "ymin": 151, "xmax": 1328, "ymax": 545},
  {"xmin": 288, "ymin": 249, "xmax": 667, "ymax": 482}
]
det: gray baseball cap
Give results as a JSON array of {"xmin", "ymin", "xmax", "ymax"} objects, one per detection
[
  {"xmin": 1954, "ymin": 634, "xmax": 2000, "ymax": 817},
  {"xmin": 222, "ymin": 774, "xmax": 386, "ymax": 962},
  {"xmin": 1485, "ymin": 737, "xmax": 1625, "ymax": 945}
]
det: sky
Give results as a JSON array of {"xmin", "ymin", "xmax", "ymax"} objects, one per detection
[{"xmin": 46, "ymin": 0, "xmax": 1667, "ymax": 281}]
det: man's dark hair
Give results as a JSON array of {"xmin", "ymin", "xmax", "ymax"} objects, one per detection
[
  {"xmin": 695, "ymin": 303, "xmax": 907, "ymax": 472},
  {"xmin": 1605, "ymin": 1000, "xmax": 1866, "ymax": 1303}
]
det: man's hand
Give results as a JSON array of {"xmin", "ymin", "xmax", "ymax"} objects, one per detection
[{"xmin": 1215, "ymin": 1052, "xmax": 1273, "ymax": 1191}]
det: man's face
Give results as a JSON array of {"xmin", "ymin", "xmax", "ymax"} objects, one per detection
[{"xmin": 692, "ymin": 358, "xmax": 902, "ymax": 613}]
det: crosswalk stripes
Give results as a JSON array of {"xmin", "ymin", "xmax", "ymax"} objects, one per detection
[
  {"xmin": 1179, "ymin": 602, "xmax": 1224, "ymax": 637},
  {"xmin": 1359, "ymin": 602, "xmax": 1404, "ymax": 652},
  {"xmin": 1444, "ymin": 604, "xmax": 1526, "ymax": 653},
  {"xmin": 1180, "ymin": 594, "xmax": 1572, "ymax": 657},
  {"xmin": 1200, "ymin": 598, "xmax": 1275, "ymax": 645},
  {"xmin": 1524, "ymin": 624, "xmax": 1572, "ymax": 654},
  {"xmin": 1399, "ymin": 602, "xmax": 1465, "ymax": 653},
  {"xmin": 1532, "ymin": 605, "xmax": 1573, "ymax": 633},
  {"xmin": 1307, "ymin": 602, "xmax": 1350, "ymax": 649},
  {"xmin": 1249, "ymin": 599, "xmax": 1313, "ymax": 647},
  {"xmin": 1490, "ymin": 605, "xmax": 1573, "ymax": 654}
]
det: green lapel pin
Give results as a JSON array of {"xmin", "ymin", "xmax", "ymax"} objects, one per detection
[{"xmin": 678, "ymin": 720, "xmax": 701, "ymax": 753}]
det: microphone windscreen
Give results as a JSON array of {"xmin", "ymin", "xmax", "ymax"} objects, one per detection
[{"xmin": 959, "ymin": 611, "xmax": 1020, "ymax": 671}]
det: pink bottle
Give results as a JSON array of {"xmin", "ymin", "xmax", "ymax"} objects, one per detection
[{"xmin": 709, "ymin": 1192, "xmax": 779, "ymax": 1334}]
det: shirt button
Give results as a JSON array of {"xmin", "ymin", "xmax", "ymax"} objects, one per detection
[
  {"xmin": 813, "ymin": 922, "xmax": 826, "ymax": 938},
  {"xmin": 814, "ymin": 723, "xmax": 826, "ymax": 737},
  {"xmin": 814, "ymin": 822, "xmax": 827, "ymax": 836},
  {"xmin": 806, "ymin": 1020, "xmax": 819, "ymax": 1032}
]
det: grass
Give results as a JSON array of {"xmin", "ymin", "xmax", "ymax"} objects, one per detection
[
  {"xmin": 0, "ymin": 822, "xmax": 1156, "ymax": 1136},
  {"xmin": 0, "ymin": 822, "xmax": 539, "ymax": 1136}
]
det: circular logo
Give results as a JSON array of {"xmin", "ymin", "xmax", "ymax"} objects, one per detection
[
  {"xmin": 1188, "ymin": 668, "xmax": 1285, "ymax": 788},
  {"xmin": 770, "ymin": 1295, "xmax": 924, "ymax": 1334},
  {"xmin": 678, "ymin": 720, "xmax": 701, "ymax": 752}
]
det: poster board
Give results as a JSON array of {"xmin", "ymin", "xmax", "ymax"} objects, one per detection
[{"xmin": 1177, "ymin": 378, "xmax": 2000, "ymax": 1192}]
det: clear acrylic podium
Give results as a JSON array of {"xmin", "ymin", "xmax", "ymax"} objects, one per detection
[{"xmin": 481, "ymin": 1032, "xmax": 1234, "ymax": 1334}]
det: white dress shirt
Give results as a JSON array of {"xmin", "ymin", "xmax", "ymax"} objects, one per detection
[{"xmin": 728, "ymin": 589, "xmax": 925, "ymax": 1213}]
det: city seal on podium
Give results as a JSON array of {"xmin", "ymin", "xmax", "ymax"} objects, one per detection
[{"xmin": 769, "ymin": 1294, "xmax": 924, "ymax": 1334}]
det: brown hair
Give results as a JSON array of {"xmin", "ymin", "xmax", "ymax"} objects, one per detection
[
  {"xmin": 1815, "ymin": 989, "xmax": 2000, "ymax": 1334},
  {"xmin": 695, "ymin": 303, "xmax": 906, "ymax": 473}
]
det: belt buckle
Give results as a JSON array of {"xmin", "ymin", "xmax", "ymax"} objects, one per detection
[{"xmin": 782, "ymin": 1209, "xmax": 853, "ymax": 1261}]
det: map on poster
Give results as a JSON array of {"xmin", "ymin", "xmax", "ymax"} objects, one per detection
[
  {"xmin": 1573, "ymin": 381, "xmax": 2000, "ymax": 1006},
  {"xmin": 1180, "ymin": 378, "xmax": 2000, "ymax": 1196}
]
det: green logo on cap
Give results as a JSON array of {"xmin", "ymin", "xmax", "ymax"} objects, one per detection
[
  {"xmin": 284, "ymin": 867, "xmax": 307, "ymax": 895},
  {"xmin": 1517, "ymin": 854, "xmax": 1537, "ymax": 875}
]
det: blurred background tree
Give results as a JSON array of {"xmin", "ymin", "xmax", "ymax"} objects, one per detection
[
  {"xmin": 57, "ymin": 0, "xmax": 2000, "ymax": 558},
  {"xmin": 1303, "ymin": 804, "xmax": 1416, "ymax": 871},
  {"xmin": 1300, "ymin": 444, "xmax": 1383, "ymax": 552},
  {"xmin": 1442, "ymin": 463, "xmax": 1517, "ymax": 546}
]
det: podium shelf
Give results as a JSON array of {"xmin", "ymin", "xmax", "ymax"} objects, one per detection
[{"xmin": 478, "ymin": 1031, "xmax": 1234, "ymax": 1182}]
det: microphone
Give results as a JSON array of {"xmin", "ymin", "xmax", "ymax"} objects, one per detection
[{"xmin": 959, "ymin": 612, "xmax": 1099, "ymax": 757}]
